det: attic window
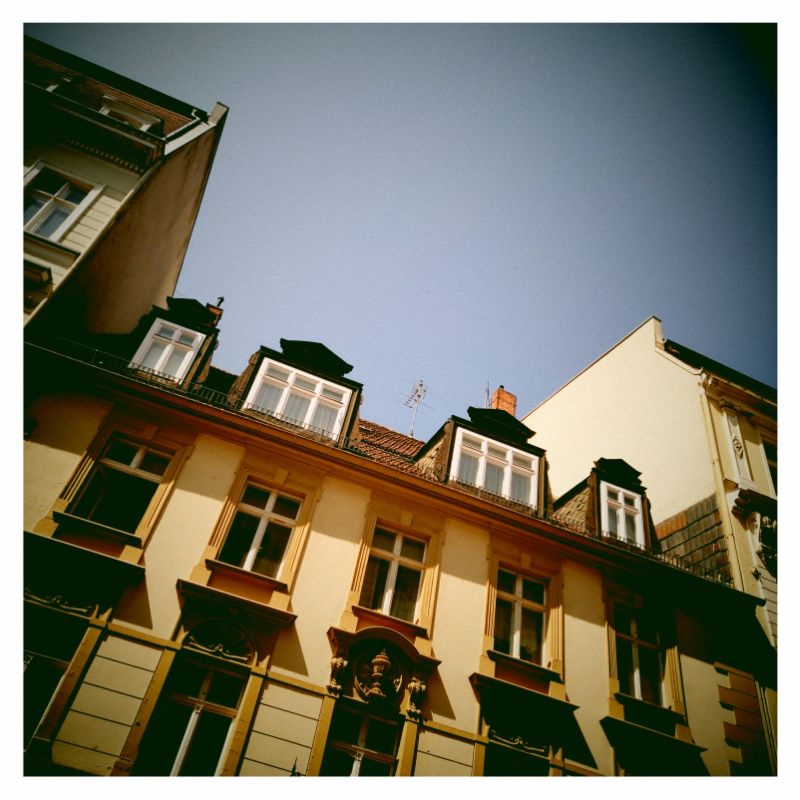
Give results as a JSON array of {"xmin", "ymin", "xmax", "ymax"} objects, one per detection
[
  {"xmin": 130, "ymin": 319, "xmax": 205, "ymax": 382},
  {"xmin": 600, "ymin": 482, "xmax": 644, "ymax": 548},
  {"xmin": 243, "ymin": 357, "xmax": 352, "ymax": 439},
  {"xmin": 100, "ymin": 97, "xmax": 162, "ymax": 131},
  {"xmin": 449, "ymin": 428, "xmax": 539, "ymax": 509}
]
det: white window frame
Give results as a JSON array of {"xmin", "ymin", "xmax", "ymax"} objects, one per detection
[
  {"xmin": 243, "ymin": 356, "xmax": 352, "ymax": 440},
  {"xmin": 493, "ymin": 567, "xmax": 548, "ymax": 665},
  {"xmin": 130, "ymin": 319, "xmax": 205, "ymax": 382},
  {"xmin": 24, "ymin": 161, "xmax": 103, "ymax": 243},
  {"xmin": 359, "ymin": 527, "xmax": 426, "ymax": 622},
  {"xmin": 600, "ymin": 481, "xmax": 644, "ymax": 547},
  {"xmin": 614, "ymin": 605, "xmax": 664, "ymax": 706},
  {"xmin": 100, "ymin": 96, "xmax": 162, "ymax": 130},
  {"xmin": 449, "ymin": 428, "xmax": 539, "ymax": 509},
  {"xmin": 217, "ymin": 482, "xmax": 302, "ymax": 579}
]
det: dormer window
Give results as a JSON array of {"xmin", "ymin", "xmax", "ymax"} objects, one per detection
[
  {"xmin": 600, "ymin": 482, "xmax": 644, "ymax": 547},
  {"xmin": 450, "ymin": 428, "xmax": 539, "ymax": 508},
  {"xmin": 130, "ymin": 319, "xmax": 205, "ymax": 382},
  {"xmin": 243, "ymin": 358, "xmax": 352, "ymax": 439}
]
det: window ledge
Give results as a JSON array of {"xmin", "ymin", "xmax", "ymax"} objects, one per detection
[
  {"xmin": 614, "ymin": 692, "xmax": 685, "ymax": 734},
  {"xmin": 205, "ymin": 559, "xmax": 288, "ymax": 593},
  {"xmin": 52, "ymin": 511, "xmax": 142, "ymax": 546},
  {"xmin": 488, "ymin": 650, "xmax": 563, "ymax": 683},
  {"xmin": 351, "ymin": 605, "xmax": 430, "ymax": 639}
]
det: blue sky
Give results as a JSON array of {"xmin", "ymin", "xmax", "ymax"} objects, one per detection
[{"xmin": 25, "ymin": 22, "xmax": 777, "ymax": 441}]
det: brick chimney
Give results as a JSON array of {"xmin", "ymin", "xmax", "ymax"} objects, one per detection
[{"xmin": 490, "ymin": 385, "xmax": 517, "ymax": 417}]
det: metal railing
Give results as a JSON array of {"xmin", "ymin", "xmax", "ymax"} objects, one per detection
[{"xmin": 29, "ymin": 337, "xmax": 734, "ymax": 587}]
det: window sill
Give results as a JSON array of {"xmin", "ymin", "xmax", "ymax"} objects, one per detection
[
  {"xmin": 205, "ymin": 559, "xmax": 288, "ymax": 594},
  {"xmin": 614, "ymin": 692, "xmax": 684, "ymax": 734},
  {"xmin": 52, "ymin": 511, "xmax": 142, "ymax": 547},
  {"xmin": 488, "ymin": 650, "xmax": 563, "ymax": 683},
  {"xmin": 351, "ymin": 605, "xmax": 430, "ymax": 640}
]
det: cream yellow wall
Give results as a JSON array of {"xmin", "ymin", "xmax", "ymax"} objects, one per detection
[
  {"xmin": 52, "ymin": 634, "xmax": 161, "ymax": 776},
  {"xmin": 241, "ymin": 683, "xmax": 322, "ymax": 776},
  {"xmin": 522, "ymin": 318, "xmax": 715, "ymax": 522},
  {"xmin": 414, "ymin": 729, "xmax": 474, "ymax": 776},
  {"xmin": 23, "ymin": 394, "xmax": 112, "ymax": 531},
  {"xmin": 428, "ymin": 518, "xmax": 489, "ymax": 732},
  {"xmin": 273, "ymin": 475, "xmax": 371, "ymax": 685},
  {"xmin": 114, "ymin": 433, "xmax": 245, "ymax": 639},
  {"xmin": 561, "ymin": 560, "xmax": 614, "ymax": 775}
]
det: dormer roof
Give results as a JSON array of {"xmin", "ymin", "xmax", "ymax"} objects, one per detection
[{"xmin": 277, "ymin": 339, "xmax": 354, "ymax": 378}]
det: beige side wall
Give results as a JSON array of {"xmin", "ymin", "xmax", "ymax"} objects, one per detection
[
  {"xmin": 522, "ymin": 318, "xmax": 715, "ymax": 522},
  {"xmin": 52, "ymin": 634, "xmax": 162, "ymax": 775},
  {"xmin": 273, "ymin": 476, "xmax": 371, "ymax": 685},
  {"xmin": 428, "ymin": 519, "xmax": 488, "ymax": 733},
  {"xmin": 23, "ymin": 394, "xmax": 112, "ymax": 531},
  {"xmin": 414, "ymin": 729, "xmax": 474, "ymax": 776},
  {"xmin": 561, "ymin": 560, "xmax": 613, "ymax": 775},
  {"xmin": 114, "ymin": 434, "xmax": 245, "ymax": 639},
  {"xmin": 240, "ymin": 682, "xmax": 323, "ymax": 776}
]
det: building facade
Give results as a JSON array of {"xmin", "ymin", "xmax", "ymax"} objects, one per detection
[
  {"xmin": 23, "ymin": 44, "xmax": 776, "ymax": 778},
  {"xmin": 24, "ymin": 36, "xmax": 227, "ymax": 337},
  {"xmin": 522, "ymin": 316, "xmax": 777, "ymax": 772}
]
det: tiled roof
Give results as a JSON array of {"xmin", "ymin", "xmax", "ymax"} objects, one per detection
[{"xmin": 349, "ymin": 419, "xmax": 426, "ymax": 474}]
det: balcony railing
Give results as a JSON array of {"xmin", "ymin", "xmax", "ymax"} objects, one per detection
[{"xmin": 28, "ymin": 338, "xmax": 734, "ymax": 587}]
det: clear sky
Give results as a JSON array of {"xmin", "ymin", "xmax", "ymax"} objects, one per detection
[{"xmin": 25, "ymin": 22, "xmax": 777, "ymax": 442}]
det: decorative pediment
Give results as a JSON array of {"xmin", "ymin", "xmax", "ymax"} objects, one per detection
[
  {"xmin": 184, "ymin": 619, "xmax": 255, "ymax": 665},
  {"xmin": 327, "ymin": 626, "xmax": 440, "ymax": 720}
]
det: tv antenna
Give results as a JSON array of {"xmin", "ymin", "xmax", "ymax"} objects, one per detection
[{"xmin": 404, "ymin": 380, "xmax": 427, "ymax": 438}]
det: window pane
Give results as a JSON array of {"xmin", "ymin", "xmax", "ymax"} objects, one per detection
[
  {"xmin": 624, "ymin": 512, "xmax": 637, "ymax": 542},
  {"xmin": 606, "ymin": 488, "xmax": 618, "ymax": 503},
  {"xmin": 178, "ymin": 710, "xmax": 231, "ymax": 776},
  {"xmin": 321, "ymin": 386, "xmax": 344, "ymax": 401},
  {"xmin": 253, "ymin": 381, "xmax": 283, "ymax": 413},
  {"xmin": 636, "ymin": 613, "xmax": 659, "ymax": 645},
  {"xmin": 462, "ymin": 435, "xmax": 482, "ymax": 450},
  {"xmin": 162, "ymin": 347, "xmax": 187, "ymax": 378},
  {"xmin": 272, "ymin": 494, "xmax": 301, "ymax": 520},
  {"xmin": 169, "ymin": 660, "xmax": 208, "ymax": 698},
  {"xmin": 329, "ymin": 707, "xmax": 362, "ymax": 744},
  {"xmin": 494, "ymin": 598, "xmax": 512, "ymax": 654},
  {"xmin": 283, "ymin": 391, "xmax": 311, "ymax": 424},
  {"xmin": 24, "ymin": 656, "xmax": 68, "ymax": 747},
  {"xmin": 251, "ymin": 522, "xmax": 292, "ymax": 577},
  {"xmin": 31, "ymin": 168, "xmax": 66, "ymax": 194},
  {"xmin": 607, "ymin": 506, "xmax": 618, "ymax": 535},
  {"xmin": 206, "ymin": 672, "xmax": 246, "ymax": 708},
  {"xmin": 510, "ymin": 471, "xmax": 531, "ymax": 504},
  {"xmin": 265, "ymin": 364, "xmax": 289, "ymax": 381},
  {"xmin": 359, "ymin": 556, "xmax": 389, "ymax": 610},
  {"xmin": 390, "ymin": 565, "xmax": 421, "ymax": 621},
  {"xmin": 104, "ymin": 439, "xmax": 139, "ymax": 466},
  {"xmin": 35, "ymin": 206, "xmax": 70, "ymax": 238},
  {"xmin": 615, "ymin": 605, "xmax": 632, "ymax": 636},
  {"xmin": 616, "ymin": 636, "xmax": 634, "ymax": 695},
  {"xmin": 156, "ymin": 324, "xmax": 176, "ymax": 338},
  {"xmin": 24, "ymin": 194, "xmax": 45, "ymax": 223},
  {"xmin": 177, "ymin": 332, "xmax": 196, "ymax": 346},
  {"xmin": 487, "ymin": 444, "xmax": 506, "ymax": 459},
  {"xmin": 512, "ymin": 453, "xmax": 532, "ymax": 468},
  {"xmin": 63, "ymin": 185, "xmax": 87, "ymax": 204},
  {"xmin": 457, "ymin": 452, "xmax": 479, "ymax": 484},
  {"xmin": 139, "ymin": 340, "xmax": 167, "ymax": 370},
  {"xmin": 372, "ymin": 528, "xmax": 396, "ymax": 553},
  {"xmin": 522, "ymin": 577, "xmax": 545, "ymax": 605},
  {"xmin": 311, "ymin": 403, "xmax": 338, "ymax": 436},
  {"xmin": 484, "ymin": 461, "xmax": 504, "ymax": 494},
  {"xmin": 138, "ymin": 450, "xmax": 170, "ymax": 476},
  {"xmin": 520, "ymin": 607, "xmax": 543, "ymax": 664},
  {"xmin": 359, "ymin": 757, "xmax": 393, "ymax": 776},
  {"xmin": 320, "ymin": 747, "xmax": 357, "ymax": 776},
  {"xmin": 638, "ymin": 647, "xmax": 662, "ymax": 705},
  {"xmin": 624, "ymin": 493, "xmax": 636, "ymax": 507},
  {"xmin": 497, "ymin": 569, "xmax": 516, "ymax": 595},
  {"xmin": 132, "ymin": 701, "xmax": 193, "ymax": 775},
  {"xmin": 293, "ymin": 375, "xmax": 317, "ymax": 391},
  {"xmin": 73, "ymin": 466, "xmax": 158, "ymax": 532},
  {"xmin": 365, "ymin": 718, "xmax": 398, "ymax": 755},
  {"xmin": 218, "ymin": 512, "xmax": 260, "ymax": 568},
  {"xmin": 399, "ymin": 536, "xmax": 425, "ymax": 563},
  {"xmin": 241, "ymin": 484, "xmax": 271, "ymax": 510}
]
